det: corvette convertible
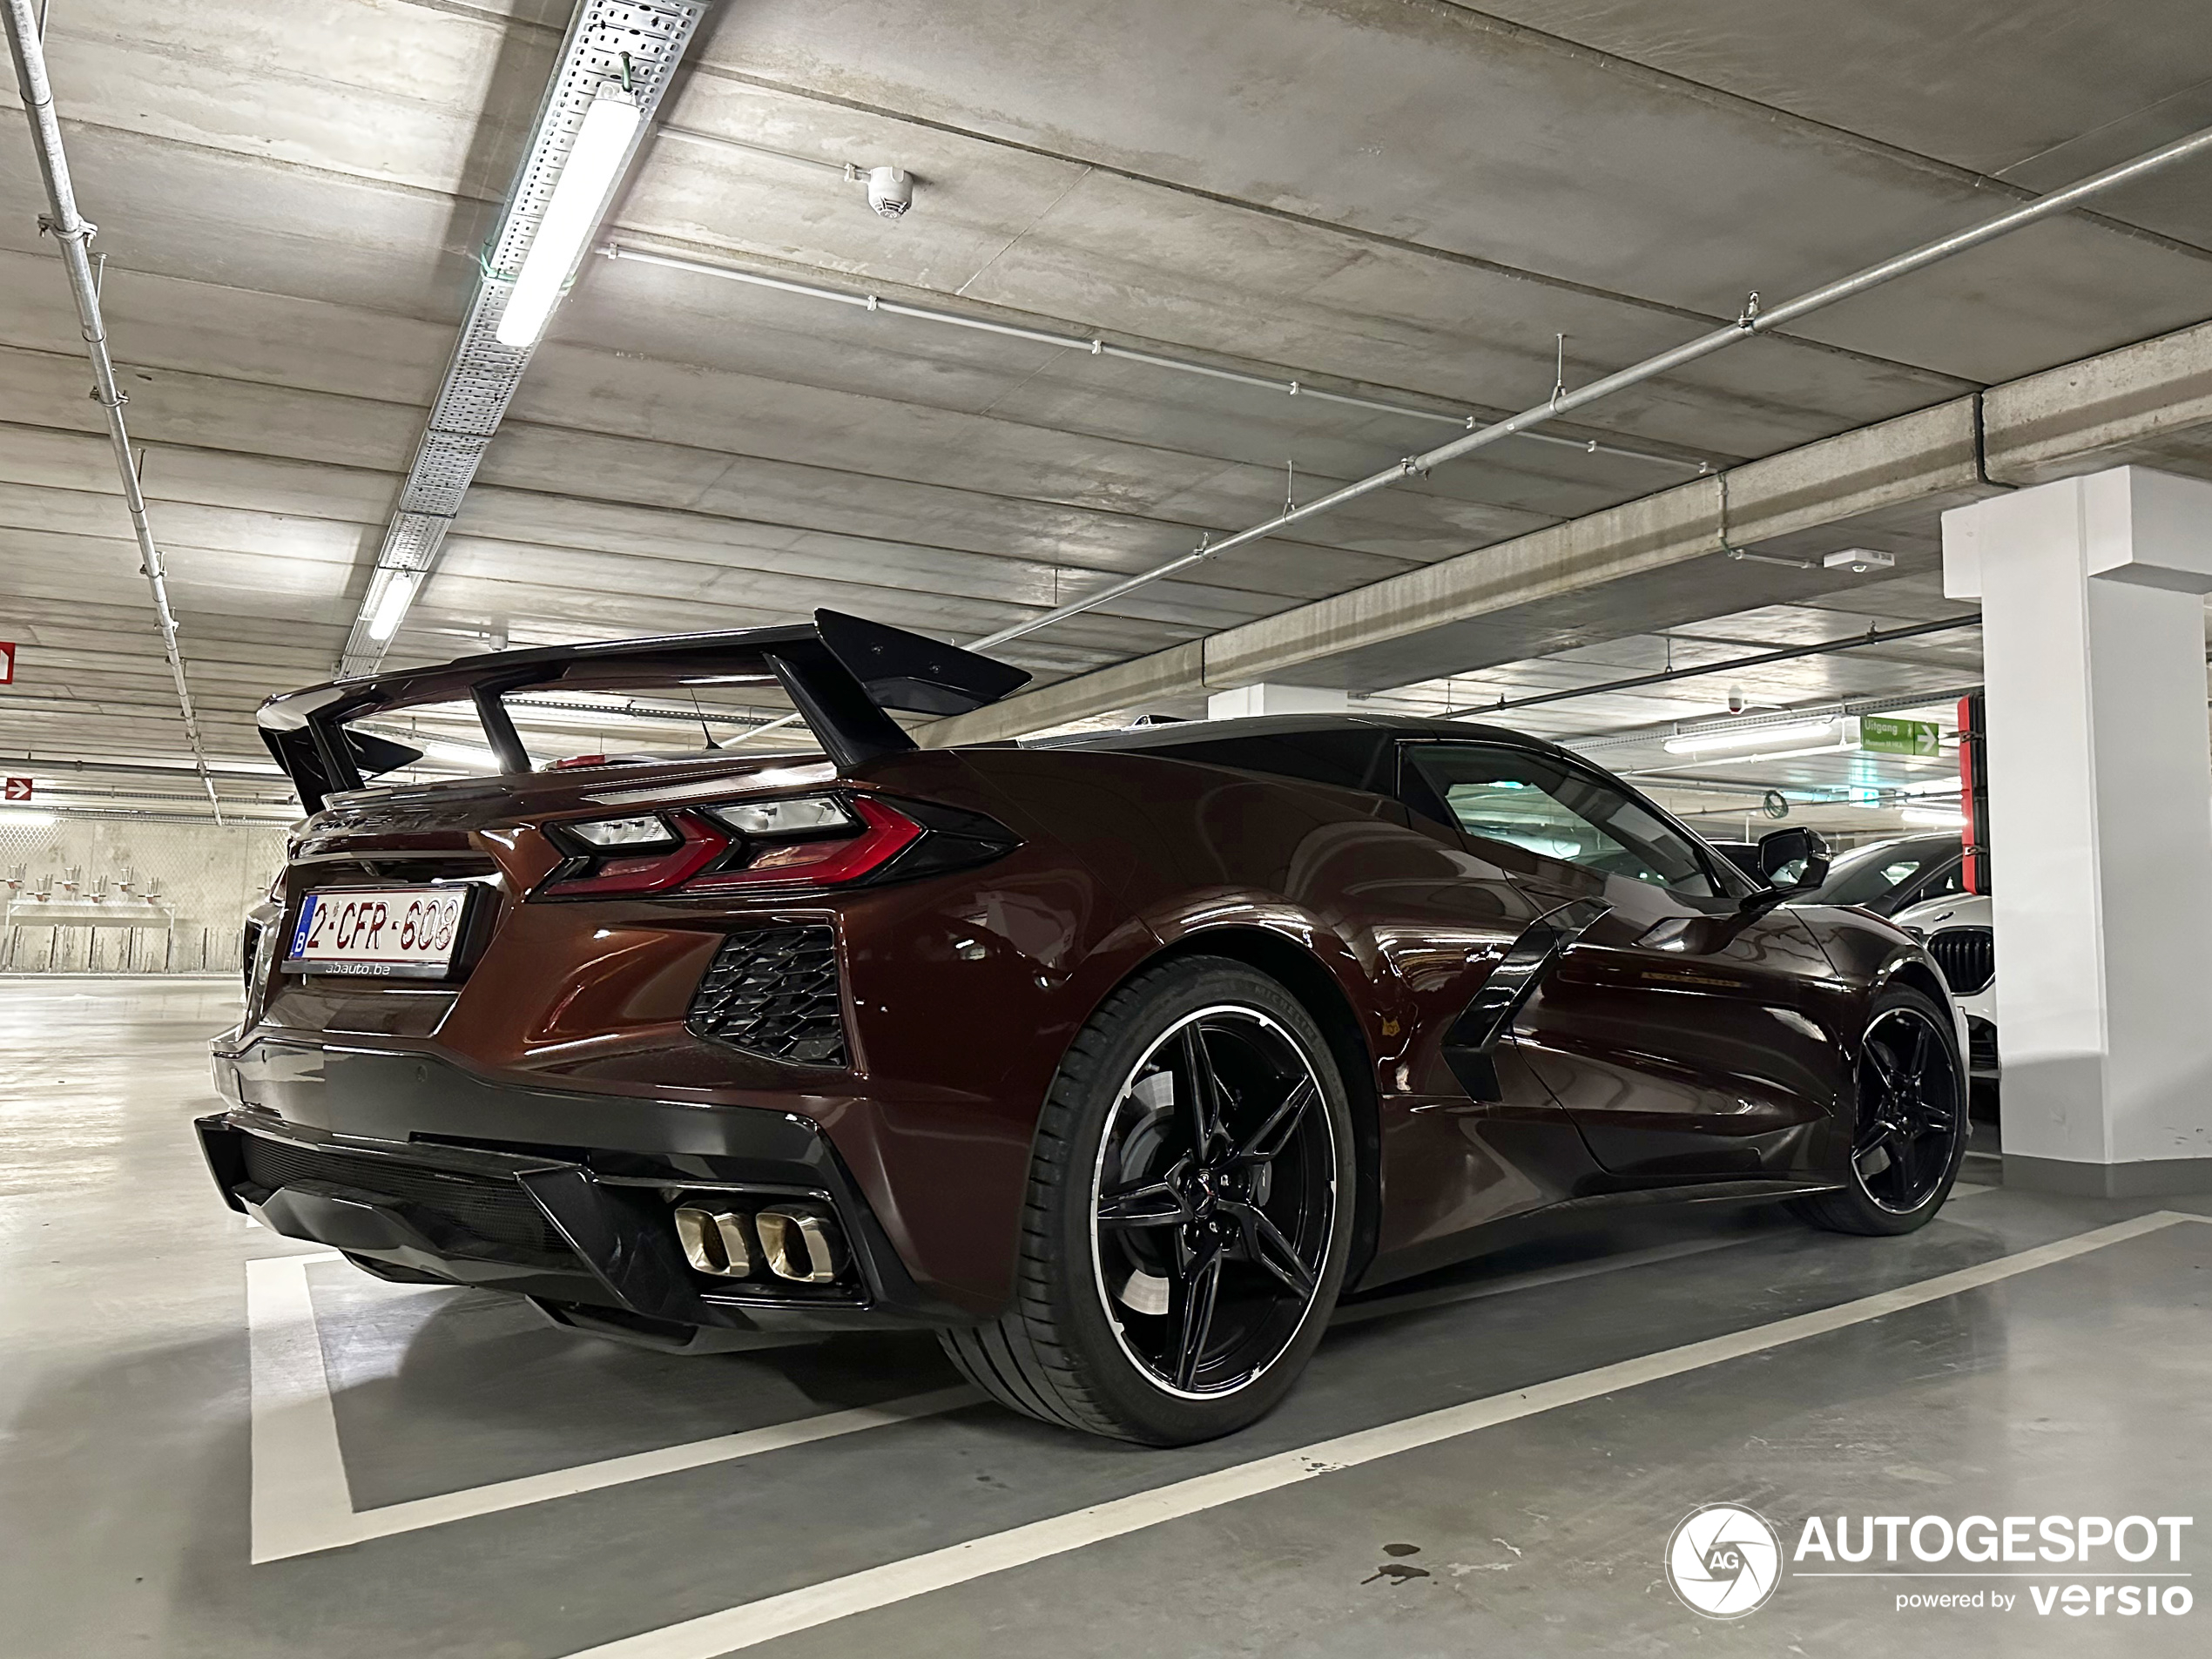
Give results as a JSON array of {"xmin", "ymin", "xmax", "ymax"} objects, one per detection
[{"xmin": 200, "ymin": 611, "xmax": 1967, "ymax": 1444}]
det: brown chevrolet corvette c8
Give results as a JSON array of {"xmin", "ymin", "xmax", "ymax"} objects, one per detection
[{"xmin": 200, "ymin": 611, "xmax": 1968, "ymax": 1444}]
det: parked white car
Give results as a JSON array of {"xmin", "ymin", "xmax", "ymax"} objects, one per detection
[{"xmin": 1892, "ymin": 890, "xmax": 1997, "ymax": 1087}]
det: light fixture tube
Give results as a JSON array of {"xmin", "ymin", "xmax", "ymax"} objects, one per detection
[
  {"xmin": 413, "ymin": 738, "xmax": 500, "ymax": 771},
  {"xmin": 1663, "ymin": 717, "xmax": 1837, "ymax": 756},
  {"xmin": 1662, "ymin": 738, "xmax": 1854, "ymax": 768},
  {"xmin": 1901, "ymin": 806, "xmax": 1969, "ymax": 827},
  {"xmin": 495, "ymin": 84, "xmax": 641, "ymax": 349},
  {"xmin": 366, "ymin": 570, "xmax": 420, "ymax": 641}
]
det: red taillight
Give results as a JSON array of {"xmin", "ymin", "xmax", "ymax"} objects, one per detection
[
  {"xmin": 536, "ymin": 797, "xmax": 928, "ymax": 899},
  {"xmin": 540, "ymin": 815, "xmax": 730, "ymax": 898},
  {"xmin": 690, "ymin": 797, "xmax": 922, "ymax": 892}
]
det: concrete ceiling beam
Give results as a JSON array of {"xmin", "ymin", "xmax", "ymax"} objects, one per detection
[{"xmin": 925, "ymin": 313, "xmax": 2212, "ymax": 744}]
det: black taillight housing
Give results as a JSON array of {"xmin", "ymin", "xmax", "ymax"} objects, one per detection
[{"xmin": 535, "ymin": 792, "xmax": 1016, "ymax": 900}]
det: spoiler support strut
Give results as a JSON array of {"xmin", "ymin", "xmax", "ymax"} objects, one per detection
[{"xmin": 259, "ymin": 610, "xmax": 1031, "ymax": 811}]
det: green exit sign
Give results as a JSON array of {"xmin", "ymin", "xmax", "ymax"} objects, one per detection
[{"xmin": 1860, "ymin": 715, "xmax": 1942, "ymax": 756}]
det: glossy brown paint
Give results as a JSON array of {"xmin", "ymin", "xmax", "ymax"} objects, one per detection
[
  {"xmin": 217, "ymin": 718, "xmax": 1932, "ymax": 1326},
  {"xmin": 959, "ymin": 746, "xmax": 1612, "ymax": 1280},
  {"xmin": 240, "ymin": 750, "xmax": 1160, "ymax": 1313}
]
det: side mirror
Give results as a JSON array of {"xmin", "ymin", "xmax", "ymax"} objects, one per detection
[
  {"xmin": 1744, "ymin": 826, "xmax": 1831, "ymax": 908},
  {"xmin": 1757, "ymin": 825, "xmax": 1831, "ymax": 887}
]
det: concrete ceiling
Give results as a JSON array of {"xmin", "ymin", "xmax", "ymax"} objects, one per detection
[{"xmin": 5, "ymin": 0, "xmax": 2212, "ymax": 794}]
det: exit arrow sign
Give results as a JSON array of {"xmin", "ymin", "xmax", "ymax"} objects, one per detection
[{"xmin": 1859, "ymin": 714, "xmax": 1942, "ymax": 757}]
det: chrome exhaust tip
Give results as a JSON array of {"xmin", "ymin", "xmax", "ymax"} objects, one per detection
[
  {"xmin": 672, "ymin": 1205, "xmax": 754, "ymax": 1278},
  {"xmin": 754, "ymin": 1207, "xmax": 846, "ymax": 1284}
]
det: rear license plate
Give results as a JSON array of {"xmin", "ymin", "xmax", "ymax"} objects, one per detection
[{"xmin": 283, "ymin": 887, "xmax": 474, "ymax": 979}]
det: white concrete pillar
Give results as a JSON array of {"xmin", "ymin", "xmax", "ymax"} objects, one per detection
[
  {"xmin": 1204, "ymin": 684, "xmax": 1350, "ymax": 720},
  {"xmin": 1942, "ymin": 465, "xmax": 2212, "ymax": 1195}
]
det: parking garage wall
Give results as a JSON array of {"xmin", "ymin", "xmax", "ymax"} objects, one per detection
[{"xmin": 1, "ymin": 815, "xmax": 287, "ymax": 974}]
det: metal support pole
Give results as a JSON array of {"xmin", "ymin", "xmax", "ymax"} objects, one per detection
[{"xmin": 3, "ymin": 0, "xmax": 224, "ymax": 821}]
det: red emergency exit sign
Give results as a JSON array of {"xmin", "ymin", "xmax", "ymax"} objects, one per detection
[{"xmin": 0, "ymin": 641, "xmax": 15, "ymax": 684}]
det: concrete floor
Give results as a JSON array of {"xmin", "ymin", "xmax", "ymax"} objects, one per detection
[{"xmin": 3, "ymin": 980, "xmax": 2207, "ymax": 1656}]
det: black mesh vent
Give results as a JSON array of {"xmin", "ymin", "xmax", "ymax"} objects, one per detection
[
  {"xmin": 687, "ymin": 926, "xmax": 848, "ymax": 1066},
  {"xmin": 239, "ymin": 1135, "xmax": 564, "ymax": 1254},
  {"xmin": 1927, "ymin": 927, "xmax": 1994, "ymax": 996}
]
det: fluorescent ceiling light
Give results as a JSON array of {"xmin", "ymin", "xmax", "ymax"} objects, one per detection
[
  {"xmin": 1668, "ymin": 738, "xmax": 1855, "ymax": 767},
  {"xmin": 1665, "ymin": 717, "xmax": 1837, "ymax": 756},
  {"xmin": 0, "ymin": 807, "xmax": 58, "ymax": 826},
  {"xmin": 496, "ymin": 85, "xmax": 641, "ymax": 349},
  {"xmin": 413, "ymin": 739, "xmax": 499, "ymax": 771},
  {"xmin": 366, "ymin": 570, "xmax": 420, "ymax": 641},
  {"xmin": 356, "ymin": 723, "xmax": 497, "ymax": 771},
  {"xmin": 1902, "ymin": 806, "xmax": 1969, "ymax": 827}
]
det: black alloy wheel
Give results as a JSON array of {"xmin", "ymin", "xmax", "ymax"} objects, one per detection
[
  {"xmin": 1851, "ymin": 1004, "xmax": 1964, "ymax": 1213},
  {"xmin": 937, "ymin": 956, "xmax": 1355, "ymax": 1443},
  {"xmin": 1795, "ymin": 982, "xmax": 1966, "ymax": 1237},
  {"xmin": 1089, "ymin": 1008, "xmax": 1337, "ymax": 1398}
]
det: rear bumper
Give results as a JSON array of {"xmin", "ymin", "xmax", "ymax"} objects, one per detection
[{"xmin": 203, "ymin": 1039, "xmax": 978, "ymax": 1335}]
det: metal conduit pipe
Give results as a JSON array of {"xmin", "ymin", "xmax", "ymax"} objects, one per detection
[
  {"xmin": 966, "ymin": 120, "xmax": 2212, "ymax": 655},
  {"xmin": 599, "ymin": 241, "xmax": 1707, "ymax": 471},
  {"xmin": 5, "ymin": 755, "xmax": 286, "ymax": 782},
  {"xmin": 656, "ymin": 125, "xmax": 855, "ymax": 178},
  {"xmin": 3, "ymin": 0, "xmax": 224, "ymax": 820},
  {"xmin": 1436, "ymin": 614, "xmax": 1981, "ymax": 718}
]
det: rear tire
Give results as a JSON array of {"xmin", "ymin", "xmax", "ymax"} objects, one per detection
[
  {"xmin": 1794, "ymin": 982, "xmax": 1966, "ymax": 1237},
  {"xmin": 940, "ymin": 955, "xmax": 1355, "ymax": 1443}
]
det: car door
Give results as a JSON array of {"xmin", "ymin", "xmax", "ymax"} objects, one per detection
[{"xmin": 1399, "ymin": 740, "xmax": 1840, "ymax": 1181}]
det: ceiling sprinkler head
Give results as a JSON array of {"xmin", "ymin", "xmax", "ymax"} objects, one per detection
[{"xmin": 866, "ymin": 166, "xmax": 914, "ymax": 219}]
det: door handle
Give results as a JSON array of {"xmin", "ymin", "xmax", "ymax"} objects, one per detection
[{"xmin": 1442, "ymin": 898, "xmax": 1611, "ymax": 1100}]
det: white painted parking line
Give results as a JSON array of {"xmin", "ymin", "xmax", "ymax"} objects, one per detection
[
  {"xmin": 563, "ymin": 1211, "xmax": 2203, "ymax": 1658},
  {"xmin": 246, "ymin": 1253, "xmax": 359, "ymax": 1563},
  {"xmin": 246, "ymin": 1252, "xmax": 979, "ymax": 1563}
]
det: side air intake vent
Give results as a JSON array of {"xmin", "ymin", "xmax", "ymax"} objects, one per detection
[
  {"xmin": 686, "ymin": 926, "xmax": 848, "ymax": 1066},
  {"xmin": 1926, "ymin": 926, "xmax": 1994, "ymax": 996}
]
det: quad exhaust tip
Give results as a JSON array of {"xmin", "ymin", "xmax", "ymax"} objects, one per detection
[
  {"xmin": 672, "ymin": 1202, "xmax": 846, "ymax": 1285},
  {"xmin": 672, "ymin": 1206, "xmax": 753, "ymax": 1278}
]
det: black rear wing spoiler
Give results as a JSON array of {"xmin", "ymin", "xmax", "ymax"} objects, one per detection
[{"xmin": 256, "ymin": 609, "xmax": 1030, "ymax": 811}]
